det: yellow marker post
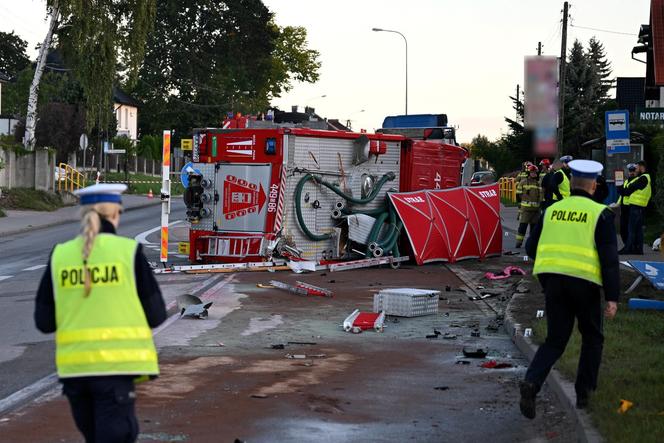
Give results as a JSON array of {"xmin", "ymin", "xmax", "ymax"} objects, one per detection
[{"xmin": 160, "ymin": 130, "xmax": 171, "ymax": 263}]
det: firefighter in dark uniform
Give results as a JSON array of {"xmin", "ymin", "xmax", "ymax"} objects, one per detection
[
  {"xmin": 34, "ymin": 184, "xmax": 167, "ymax": 443},
  {"xmin": 515, "ymin": 164, "xmax": 543, "ymax": 248},
  {"xmin": 539, "ymin": 159, "xmax": 556, "ymax": 210},
  {"xmin": 519, "ymin": 160, "xmax": 619, "ymax": 419},
  {"xmin": 549, "ymin": 155, "xmax": 573, "ymax": 202},
  {"xmin": 619, "ymin": 160, "xmax": 652, "ymax": 255},
  {"xmin": 617, "ymin": 163, "xmax": 637, "ymax": 245}
]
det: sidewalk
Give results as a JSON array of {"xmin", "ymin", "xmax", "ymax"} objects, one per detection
[
  {"xmin": 0, "ymin": 194, "xmax": 160, "ymax": 237},
  {"xmin": 501, "ymin": 204, "xmax": 662, "ymax": 262}
]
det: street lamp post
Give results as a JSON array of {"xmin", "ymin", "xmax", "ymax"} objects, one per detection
[{"xmin": 372, "ymin": 28, "xmax": 408, "ymax": 115}]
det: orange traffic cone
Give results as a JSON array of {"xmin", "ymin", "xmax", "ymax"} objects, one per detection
[{"xmin": 147, "ymin": 188, "xmax": 154, "ymax": 199}]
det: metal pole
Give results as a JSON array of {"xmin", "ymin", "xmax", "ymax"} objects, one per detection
[
  {"xmin": 558, "ymin": 1, "xmax": 569, "ymax": 158},
  {"xmin": 372, "ymin": 28, "xmax": 408, "ymax": 115}
]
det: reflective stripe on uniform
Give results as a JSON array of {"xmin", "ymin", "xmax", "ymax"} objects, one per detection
[
  {"xmin": 56, "ymin": 327, "xmax": 153, "ymax": 345},
  {"xmin": 57, "ymin": 348, "xmax": 158, "ymax": 366}
]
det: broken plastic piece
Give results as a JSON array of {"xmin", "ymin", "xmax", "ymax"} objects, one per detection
[
  {"xmin": 433, "ymin": 386, "xmax": 449, "ymax": 391},
  {"xmin": 343, "ymin": 309, "xmax": 385, "ymax": 332},
  {"xmin": 470, "ymin": 329, "xmax": 481, "ymax": 337},
  {"xmin": 480, "ymin": 360, "xmax": 513, "ymax": 369},
  {"xmin": 484, "ymin": 266, "xmax": 527, "ymax": 280},
  {"xmin": 462, "ymin": 347, "xmax": 488, "ymax": 358},
  {"xmin": 617, "ymin": 399, "xmax": 634, "ymax": 414}
]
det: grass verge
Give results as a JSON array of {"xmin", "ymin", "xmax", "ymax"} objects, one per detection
[
  {"xmin": 102, "ymin": 172, "xmax": 184, "ymax": 196},
  {"xmin": 533, "ymin": 290, "xmax": 664, "ymax": 442},
  {"xmin": 0, "ymin": 188, "xmax": 65, "ymax": 211}
]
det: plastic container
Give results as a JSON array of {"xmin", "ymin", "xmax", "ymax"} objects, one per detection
[{"xmin": 374, "ymin": 288, "xmax": 440, "ymax": 317}]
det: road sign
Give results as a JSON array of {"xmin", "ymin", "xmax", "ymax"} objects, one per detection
[
  {"xmin": 628, "ymin": 260, "xmax": 664, "ymax": 290},
  {"xmin": 79, "ymin": 134, "xmax": 88, "ymax": 151},
  {"xmin": 605, "ymin": 110, "xmax": 630, "ymax": 154},
  {"xmin": 107, "ymin": 149, "xmax": 126, "ymax": 154},
  {"xmin": 181, "ymin": 139, "xmax": 193, "ymax": 151}
]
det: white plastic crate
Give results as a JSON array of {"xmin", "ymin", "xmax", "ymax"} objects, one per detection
[{"xmin": 373, "ymin": 288, "xmax": 440, "ymax": 317}]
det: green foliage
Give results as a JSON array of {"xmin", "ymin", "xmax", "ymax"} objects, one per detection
[
  {"xmin": 0, "ymin": 31, "xmax": 29, "ymax": 77},
  {"xmin": 54, "ymin": 0, "xmax": 156, "ymax": 131},
  {"xmin": 131, "ymin": 0, "xmax": 320, "ymax": 138},
  {"xmin": 562, "ymin": 38, "xmax": 613, "ymax": 157},
  {"xmin": 34, "ymin": 102, "xmax": 86, "ymax": 161},
  {"xmin": 0, "ymin": 134, "xmax": 29, "ymax": 156},
  {"xmin": 112, "ymin": 135, "xmax": 136, "ymax": 156},
  {"xmin": 136, "ymin": 134, "xmax": 159, "ymax": 159}
]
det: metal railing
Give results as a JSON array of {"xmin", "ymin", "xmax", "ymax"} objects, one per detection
[
  {"xmin": 57, "ymin": 163, "xmax": 86, "ymax": 192},
  {"xmin": 498, "ymin": 177, "xmax": 517, "ymax": 203}
]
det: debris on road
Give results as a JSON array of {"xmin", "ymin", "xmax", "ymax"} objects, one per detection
[
  {"xmin": 433, "ymin": 386, "xmax": 450, "ymax": 391},
  {"xmin": 343, "ymin": 309, "xmax": 385, "ymax": 332},
  {"xmin": 373, "ymin": 288, "xmax": 439, "ymax": 317},
  {"xmin": 455, "ymin": 360, "xmax": 471, "ymax": 365},
  {"xmin": 480, "ymin": 360, "xmax": 513, "ymax": 369},
  {"xmin": 484, "ymin": 266, "xmax": 527, "ymax": 280},
  {"xmin": 470, "ymin": 329, "xmax": 481, "ymax": 338},
  {"xmin": 257, "ymin": 283, "xmax": 275, "ymax": 288},
  {"xmin": 250, "ymin": 394, "xmax": 268, "ymax": 399},
  {"xmin": 270, "ymin": 280, "xmax": 333, "ymax": 297},
  {"xmin": 462, "ymin": 347, "xmax": 488, "ymax": 359},
  {"xmin": 287, "ymin": 260, "xmax": 318, "ymax": 274},
  {"xmin": 285, "ymin": 353, "xmax": 326, "ymax": 359},
  {"xmin": 176, "ymin": 294, "xmax": 213, "ymax": 319},
  {"xmin": 271, "ymin": 344, "xmax": 286, "ymax": 350}
]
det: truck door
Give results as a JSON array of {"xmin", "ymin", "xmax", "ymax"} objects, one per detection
[{"xmin": 214, "ymin": 164, "xmax": 272, "ymax": 232}]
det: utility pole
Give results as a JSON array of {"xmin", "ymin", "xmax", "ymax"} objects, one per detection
[
  {"xmin": 516, "ymin": 84, "xmax": 520, "ymax": 123},
  {"xmin": 558, "ymin": 1, "xmax": 569, "ymax": 158},
  {"xmin": 537, "ymin": 42, "xmax": 542, "ymax": 56}
]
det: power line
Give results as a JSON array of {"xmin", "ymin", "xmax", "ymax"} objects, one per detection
[{"xmin": 570, "ymin": 24, "xmax": 637, "ymax": 37}]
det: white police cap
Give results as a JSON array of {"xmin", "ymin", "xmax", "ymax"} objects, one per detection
[
  {"xmin": 559, "ymin": 155, "xmax": 574, "ymax": 163},
  {"xmin": 73, "ymin": 183, "xmax": 127, "ymax": 205},
  {"xmin": 626, "ymin": 163, "xmax": 637, "ymax": 171},
  {"xmin": 568, "ymin": 160, "xmax": 603, "ymax": 179}
]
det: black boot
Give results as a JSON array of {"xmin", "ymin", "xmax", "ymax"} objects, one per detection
[{"xmin": 519, "ymin": 381, "xmax": 538, "ymax": 419}]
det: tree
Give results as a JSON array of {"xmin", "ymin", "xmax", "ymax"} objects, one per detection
[
  {"xmin": 131, "ymin": 0, "xmax": 320, "ymax": 138},
  {"xmin": 24, "ymin": 0, "xmax": 156, "ymax": 150},
  {"xmin": 0, "ymin": 31, "xmax": 29, "ymax": 77},
  {"xmin": 34, "ymin": 102, "xmax": 85, "ymax": 161}
]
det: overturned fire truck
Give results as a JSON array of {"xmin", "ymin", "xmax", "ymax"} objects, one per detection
[{"xmin": 182, "ymin": 114, "xmax": 468, "ymax": 264}]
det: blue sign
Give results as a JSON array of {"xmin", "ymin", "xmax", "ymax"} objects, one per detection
[
  {"xmin": 605, "ymin": 110, "xmax": 630, "ymax": 154},
  {"xmin": 629, "ymin": 260, "xmax": 664, "ymax": 290},
  {"xmin": 180, "ymin": 162, "xmax": 201, "ymax": 188}
]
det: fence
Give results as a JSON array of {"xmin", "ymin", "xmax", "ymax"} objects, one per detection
[
  {"xmin": 57, "ymin": 163, "xmax": 86, "ymax": 192},
  {"xmin": 498, "ymin": 177, "xmax": 517, "ymax": 203}
]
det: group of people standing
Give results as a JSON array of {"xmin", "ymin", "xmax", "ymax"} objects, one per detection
[{"xmin": 515, "ymin": 156, "xmax": 651, "ymax": 254}]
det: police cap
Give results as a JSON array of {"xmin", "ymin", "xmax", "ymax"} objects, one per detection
[
  {"xmin": 73, "ymin": 183, "xmax": 127, "ymax": 205},
  {"xmin": 568, "ymin": 160, "xmax": 603, "ymax": 179}
]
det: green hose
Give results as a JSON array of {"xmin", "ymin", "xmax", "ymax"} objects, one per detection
[
  {"xmin": 311, "ymin": 171, "xmax": 395, "ymax": 205},
  {"xmin": 364, "ymin": 211, "xmax": 389, "ymax": 256},
  {"xmin": 295, "ymin": 174, "xmax": 333, "ymax": 241}
]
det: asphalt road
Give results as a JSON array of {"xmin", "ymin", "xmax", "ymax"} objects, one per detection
[{"xmin": 0, "ymin": 200, "xmax": 187, "ymax": 401}]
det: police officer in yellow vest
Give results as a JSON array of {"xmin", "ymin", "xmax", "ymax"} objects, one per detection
[
  {"xmin": 617, "ymin": 163, "xmax": 637, "ymax": 245},
  {"xmin": 619, "ymin": 160, "xmax": 652, "ymax": 255},
  {"xmin": 550, "ymin": 155, "xmax": 573, "ymax": 202},
  {"xmin": 35, "ymin": 184, "xmax": 166, "ymax": 443},
  {"xmin": 519, "ymin": 160, "xmax": 619, "ymax": 419}
]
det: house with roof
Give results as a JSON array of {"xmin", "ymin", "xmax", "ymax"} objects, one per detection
[{"xmin": 113, "ymin": 87, "xmax": 141, "ymax": 141}]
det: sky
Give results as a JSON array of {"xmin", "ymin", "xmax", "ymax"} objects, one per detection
[{"xmin": 0, "ymin": 0, "xmax": 652, "ymax": 143}]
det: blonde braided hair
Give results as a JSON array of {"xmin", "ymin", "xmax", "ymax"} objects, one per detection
[{"xmin": 80, "ymin": 203, "xmax": 121, "ymax": 297}]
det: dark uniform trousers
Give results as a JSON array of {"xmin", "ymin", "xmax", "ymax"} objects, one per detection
[
  {"xmin": 524, "ymin": 275, "xmax": 604, "ymax": 397},
  {"xmin": 619, "ymin": 204, "xmax": 630, "ymax": 244},
  {"xmin": 62, "ymin": 376, "xmax": 138, "ymax": 443},
  {"xmin": 625, "ymin": 206, "xmax": 644, "ymax": 254}
]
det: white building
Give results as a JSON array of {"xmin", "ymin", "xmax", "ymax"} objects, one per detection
[{"xmin": 113, "ymin": 87, "xmax": 141, "ymax": 141}]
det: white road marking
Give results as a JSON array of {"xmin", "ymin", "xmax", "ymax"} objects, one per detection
[
  {"xmin": 134, "ymin": 220, "xmax": 183, "ymax": 246},
  {"xmin": 0, "ymin": 276, "xmax": 13, "ymax": 282},
  {"xmin": 22, "ymin": 265, "xmax": 47, "ymax": 271}
]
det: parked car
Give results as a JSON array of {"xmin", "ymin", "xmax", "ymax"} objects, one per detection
[{"xmin": 470, "ymin": 170, "xmax": 496, "ymax": 186}]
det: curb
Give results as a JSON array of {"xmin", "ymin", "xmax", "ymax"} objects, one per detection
[
  {"xmin": 0, "ymin": 200, "xmax": 161, "ymax": 237},
  {"xmin": 503, "ymin": 293, "xmax": 604, "ymax": 443}
]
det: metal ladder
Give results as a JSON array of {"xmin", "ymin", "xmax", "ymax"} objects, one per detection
[{"xmin": 201, "ymin": 236, "xmax": 261, "ymax": 258}]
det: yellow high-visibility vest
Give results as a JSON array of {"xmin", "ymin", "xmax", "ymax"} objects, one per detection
[
  {"xmin": 552, "ymin": 169, "xmax": 570, "ymax": 201},
  {"xmin": 629, "ymin": 174, "xmax": 651, "ymax": 207},
  {"xmin": 51, "ymin": 234, "xmax": 158, "ymax": 378},
  {"xmin": 619, "ymin": 177, "xmax": 633, "ymax": 206},
  {"xmin": 533, "ymin": 196, "xmax": 606, "ymax": 285}
]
